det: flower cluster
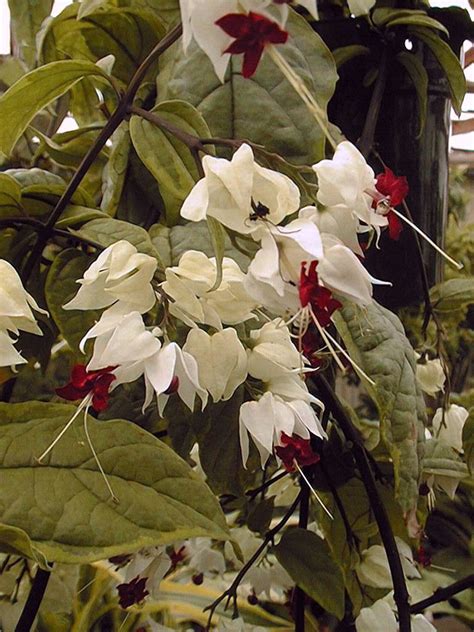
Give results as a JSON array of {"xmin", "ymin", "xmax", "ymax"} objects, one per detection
[
  {"xmin": 55, "ymin": 139, "xmax": 416, "ymax": 474},
  {"xmin": 0, "ymin": 259, "xmax": 46, "ymax": 368}
]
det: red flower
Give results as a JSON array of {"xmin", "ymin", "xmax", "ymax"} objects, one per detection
[
  {"xmin": 116, "ymin": 576, "xmax": 149, "ymax": 609},
  {"xmin": 301, "ymin": 327, "xmax": 324, "ymax": 368},
  {"xmin": 415, "ymin": 545, "xmax": 432, "ymax": 568},
  {"xmin": 375, "ymin": 167, "xmax": 409, "ymax": 241},
  {"xmin": 299, "ymin": 261, "xmax": 342, "ymax": 327},
  {"xmin": 56, "ymin": 364, "xmax": 116, "ymax": 412},
  {"xmin": 375, "ymin": 167, "xmax": 409, "ymax": 207},
  {"xmin": 216, "ymin": 12, "xmax": 288, "ymax": 78},
  {"xmin": 275, "ymin": 432, "xmax": 320, "ymax": 472}
]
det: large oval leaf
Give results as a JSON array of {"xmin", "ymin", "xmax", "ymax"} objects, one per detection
[
  {"xmin": 333, "ymin": 302, "xmax": 426, "ymax": 513},
  {"xmin": 275, "ymin": 528, "xmax": 345, "ymax": 619},
  {"xmin": 157, "ymin": 10, "xmax": 337, "ymax": 164},
  {"xmin": 0, "ymin": 60, "xmax": 110, "ymax": 157},
  {"xmin": 0, "ymin": 401, "xmax": 229, "ymax": 564}
]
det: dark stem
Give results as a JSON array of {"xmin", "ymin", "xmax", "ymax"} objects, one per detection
[
  {"xmin": 15, "ymin": 567, "xmax": 52, "ymax": 632},
  {"xmin": 410, "ymin": 574, "xmax": 474, "ymax": 614},
  {"xmin": 204, "ymin": 492, "xmax": 302, "ymax": 629},
  {"xmin": 358, "ymin": 50, "xmax": 388, "ymax": 159},
  {"xmin": 221, "ymin": 471, "xmax": 289, "ymax": 507},
  {"xmin": 294, "ymin": 476, "xmax": 310, "ymax": 632},
  {"xmin": 20, "ymin": 23, "xmax": 183, "ymax": 285},
  {"xmin": 313, "ymin": 375, "xmax": 411, "ymax": 632}
]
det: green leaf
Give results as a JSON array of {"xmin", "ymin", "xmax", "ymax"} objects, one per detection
[
  {"xmin": 0, "ymin": 401, "xmax": 229, "ymax": 563},
  {"xmin": 396, "ymin": 51, "xmax": 428, "ymax": 137},
  {"xmin": 39, "ymin": 4, "xmax": 166, "ymax": 86},
  {"xmin": 157, "ymin": 10, "xmax": 337, "ymax": 164},
  {"xmin": 0, "ymin": 523, "xmax": 49, "ymax": 568},
  {"xmin": 148, "ymin": 221, "xmax": 256, "ymax": 272},
  {"xmin": 333, "ymin": 302, "xmax": 426, "ymax": 513},
  {"xmin": 318, "ymin": 475, "xmax": 408, "ymax": 614},
  {"xmin": 247, "ymin": 497, "xmax": 274, "ymax": 535},
  {"xmin": 332, "ymin": 45, "xmax": 370, "ymax": 68},
  {"xmin": 77, "ymin": 0, "xmax": 112, "ymax": 19},
  {"xmin": 55, "ymin": 205, "xmax": 109, "ymax": 228},
  {"xmin": 8, "ymin": 0, "xmax": 53, "ymax": 68},
  {"xmin": 130, "ymin": 100, "xmax": 212, "ymax": 225},
  {"xmin": 32, "ymin": 125, "xmax": 106, "ymax": 168},
  {"xmin": 408, "ymin": 26, "xmax": 466, "ymax": 116},
  {"xmin": 0, "ymin": 173, "xmax": 23, "ymax": 216},
  {"xmin": 372, "ymin": 8, "xmax": 430, "ymax": 27},
  {"xmin": 430, "ymin": 277, "xmax": 474, "ymax": 312},
  {"xmin": 45, "ymin": 249, "xmax": 101, "ymax": 353},
  {"xmin": 0, "ymin": 60, "xmax": 111, "ymax": 157},
  {"xmin": 386, "ymin": 15, "xmax": 449, "ymax": 36},
  {"xmin": 206, "ymin": 217, "xmax": 226, "ymax": 291},
  {"xmin": 101, "ymin": 122, "xmax": 131, "ymax": 216},
  {"xmin": 275, "ymin": 528, "xmax": 345, "ymax": 619},
  {"xmin": 423, "ymin": 438, "xmax": 469, "ymax": 482},
  {"xmin": 165, "ymin": 388, "xmax": 254, "ymax": 497},
  {"xmin": 74, "ymin": 217, "xmax": 163, "ymax": 266}
]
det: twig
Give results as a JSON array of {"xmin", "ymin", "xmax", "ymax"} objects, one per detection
[
  {"xmin": 358, "ymin": 50, "xmax": 388, "ymax": 159},
  {"xmin": 221, "ymin": 471, "xmax": 289, "ymax": 507},
  {"xmin": 204, "ymin": 492, "xmax": 302, "ymax": 629},
  {"xmin": 410, "ymin": 574, "xmax": 474, "ymax": 614},
  {"xmin": 294, "ymin": 475, "xmax": 309, "ymax": 632},
  {"xmin": 15, "ymin": 567, "xmax": 52, "ymax": 632},
  {"xmin": 20, "ymin": 23, "xmax": 183, "ymax": 284},
  {"xmin": 313, "ymin": 375, "xmax": 411, "ymax": 632}
]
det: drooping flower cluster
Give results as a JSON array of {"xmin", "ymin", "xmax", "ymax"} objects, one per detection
[{"xmin": 0, "ymin": 259, "xmax": 46, "ymax": 368}]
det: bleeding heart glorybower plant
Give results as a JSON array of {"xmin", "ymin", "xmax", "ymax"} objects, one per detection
[{"xmin": 0, "ymin": 1, "xmax": 471, "ymax": 631}]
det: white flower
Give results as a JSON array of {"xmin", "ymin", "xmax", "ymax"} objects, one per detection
[
  {"xmin": 86, "ymin": 312, "xmax": 207, "ymax": 415},
  {"xmin": 183, "ymin": 328, "xmax": 247, "ymax": 402},
  {"xmin": 356, "ymin": 598, "xmax": 436, "ymax": 632},
  {"xmin": 299, "ymin": 204, "xmax": 363, "ymax": 256},
  {"xmin": 162, "ymin": 251, "xmax": 258, "ymax": 329},
  {"xmin": 415, "ymin": 353, "xmax": 445, "ymax": 396},
  {"xmin": 148, "ymin": 341, "xmax": 208, "ymax": 415},
  {"xmin": 244, "ymin": 267, "xmax": 300, "ymax": 315},
  {"xmin": 245, "ymin": 561, "xmax": 293, "ymax": 598},
  {"xmin": 239, "ymin": 392, "xmax": 325, "ymax": 467},
  {"xmin": 313, "ymin": 141, "xmax": 387, "ymax": 230},
  {"xmin": 266, "ymin": 373, "xmax": 323, "ymax": 407},
  {"xmin": 317, "ymin": 233, "xmax": 384, "ymax": 306},
  {"xmin": 348, "ymin": 0, "xmax": 376, "ymax": 17},
  {"xmin": 184, "ymin": 538, "xmax": 226, "ymax": 577},
  {"xmin": 180, "ymin": 144, "xmax": 300, "ymax": 235},
  {"xmin": 0, "ymin": 259, "xmax": 47, "ymax": 367},
  {"xmin": 432, "ymin": 404, "xmax": 469, "ymax": 452},
  {"xmin": 180, "ymin": 1, "xmax": 318, "ymax": 82},
  {"xmin": 87, "ymin": 312, "xmax": 161, "ymax": 374},
  {"xmin": 247, "ymin": 319, "xmax": 302, "ymax": 381},
  {"xmin": 355, "ymin": 599, "xmax": 398, "ymax": 632},
  {"xmin": 124, "ymin": 547, "xmax": 171, "ymax": 599},
  {"xmin": 64, "ymin": 240, "xmax": 157, "ymax": 314},
  {"xmin": 356, "ymin": 537, "xmax": 421, "ymax": 588},
  {"xmin": 248, "ymin": 218, "xmax": 323, "ymax": 295}
]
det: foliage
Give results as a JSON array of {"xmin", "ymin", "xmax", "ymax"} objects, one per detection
[{"xmin": 0, "ymin": 1, "xmax": 471, "ymax": 631}]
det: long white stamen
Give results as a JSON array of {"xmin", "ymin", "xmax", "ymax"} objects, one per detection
[
  {"xmin": 324, "ymin": 326, "xmax": 376, "ymax": 386},
  {"xmin": 37, "ymin": 394, "xmax": 92, "ymax": 463},
  {"xmin": 268, "ymin": 46, "xmax": 337, "ymax": 151},
  {"xmin": 83, "ymin": 402, "xmax": 119, "ymax": 504},
  {"xmin": 295, "ymin": 462, "xmax": 334, "ymax": 520},
  {"xmin": 309, "ymin": 306, "xmax": 347, "ymax": 373},
  {"xmin": 391, "ymin": 208, "xmax": 463, "ymax": 270}
]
